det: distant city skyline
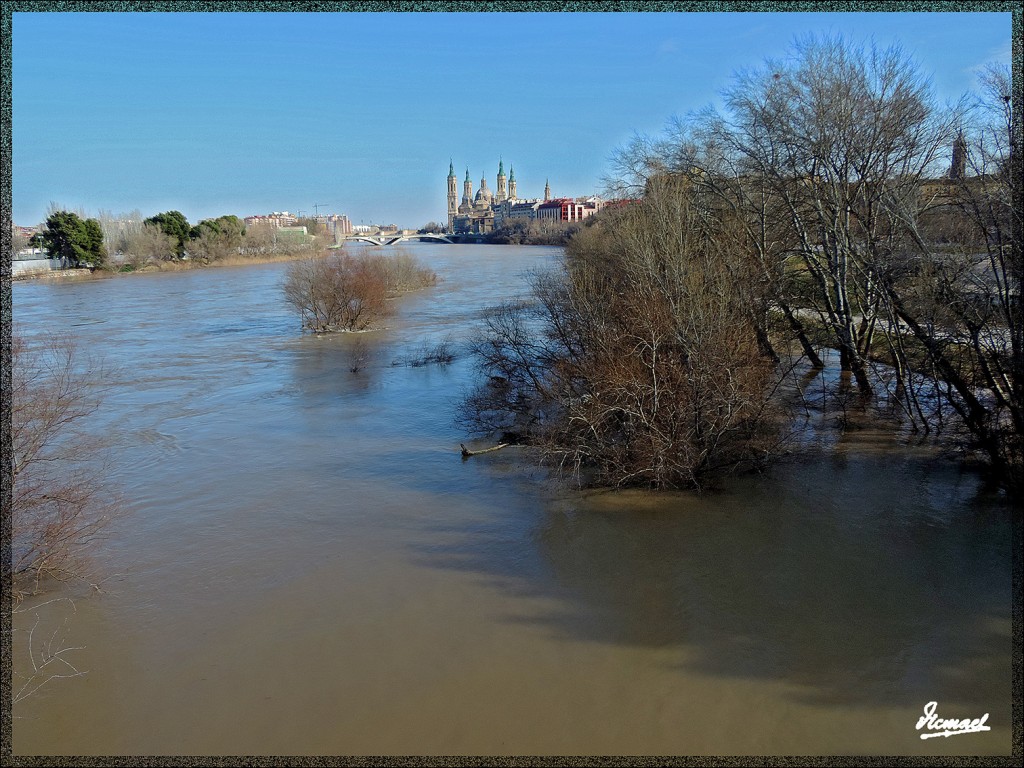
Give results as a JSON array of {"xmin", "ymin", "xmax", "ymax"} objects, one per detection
[{"xmin": 11, "ymin": 8, "xmax": 1013, "ymax": 228}]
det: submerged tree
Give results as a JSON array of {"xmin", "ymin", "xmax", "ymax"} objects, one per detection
[
  {"xmin": 600, "ymin": 36, "xmax": 1019, "ymax": 484},
  {"xmin": 462, "ymin": 181, "xmax": 787, "ymax": 490},
  {"xmin": 464, "ymin": 37, "xmax": 1019, "ymax": 487},
  {"xmin": 711, "ymin": 38, "xmax": 960, "ymax": 393},
  {"xmin": 879, "ymin": 62, "xmax": 1021, "ymax": 477},
  {"xmin": 10, "ymin": 334, "xmax": 122, "ymax": 598},
  {"xmin": 282, "ymin": 249, "xmax": 437, "ymax": 333},
  {"xmin": 284, "ymin": 252, "xmax": 387, "ymax": 332}
]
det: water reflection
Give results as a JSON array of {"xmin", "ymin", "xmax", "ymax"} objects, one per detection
[{"xmin": 414, "ymin": 443, "xmax": 1013, "ymax": 714}]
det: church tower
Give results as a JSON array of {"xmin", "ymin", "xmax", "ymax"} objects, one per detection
[
  {"xmin": 950, "ymin": 133, "xmax": 967, "ymax": 181},
  {"xmin": 544, "ymin": 179, "xmax": 551, "ymax": 202},
  {"xmin": 447, "ymin": 160, "xmax": 457, "ymax": 231},
  {"xmin": 508, "ymin": 166, "xmax": 517, "ymax": 200},
  {"xmin": 461, "ymin": 168, "xmax": 473, "ymax": 211},
  {"xmin": 496, "ymin": 159, "xmax": 507, "ymax": 202}
]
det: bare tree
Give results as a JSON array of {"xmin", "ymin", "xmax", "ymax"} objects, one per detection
[
  {"xmin": 609, "ymin": 38, "xmax": 960, "ymax": 394},
  {"xmin": 283, "ymin": 250, "xmax": 389, "ymax": 332},
  {"xmin": 241, "ymin": 223, "xmax": 279, "ymax": 256},
  {"xmin": 601, "ymin": 39, "xmax": 1018, "ymax": 483},
  {"xmin": 878, "ymin": 62, "xmax": 1021, "ymax": 477},
  {"xmin": 462, "ymin": 181, "xmax": 787, "ymax": 490},
  {"xmin": 11, "ymin": 598, "xmax": 88, "ymax": 707},
  {"xmin": 121, "ymin": 222, "xmax": 178, "ymax": 267},
  {"xmin": 243, "ymin": 224, "xmax": 312, "ymax": 257},
  {"xmin": 10, "ymin": 226, "xmax": 30, "ymax": 258},
  {"xmin": 96, "ymin": 209, "xmax": 144, "ymax": 262},
  {"xmin": 711, "ymin": 37, "xmax": 961, "ymax": 394},
  {"xmin": 10, "ymin": 334, "xmax": 123, "ymax": 599},
  {"xmin": 283, "ymin": 249, "xmax": 438, "ymax": 333}
]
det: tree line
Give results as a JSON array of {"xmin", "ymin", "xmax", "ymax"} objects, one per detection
[
  {"xmin": 25, "ymin": 207, "xmax": 336, "ymax": 272},
  {"xmin": 417, "ymin": 218, "xmax": 582, "ymax": 245},
  {"xmin": 461, "ymin": 37, "xmax": 1019, "ymax": 489}
]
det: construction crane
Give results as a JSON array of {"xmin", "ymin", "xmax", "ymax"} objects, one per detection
[{"xmin": 313, "ymin": 204, "xmax": 331, "ymax": 217}]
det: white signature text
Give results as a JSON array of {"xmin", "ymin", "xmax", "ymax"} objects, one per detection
[{"xmin": 916, "ymin": 701, "xmax": 990, "ymax": 739}]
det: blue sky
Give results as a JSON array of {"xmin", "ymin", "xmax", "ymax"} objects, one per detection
[{"xmin": 11, "ymin": 10, "xmax": 1013, "ymax": 229}]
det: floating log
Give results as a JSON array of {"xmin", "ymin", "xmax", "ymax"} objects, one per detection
[{"xmin": 460, "ymin": 443, "xmax": 509, "ymax": 458}]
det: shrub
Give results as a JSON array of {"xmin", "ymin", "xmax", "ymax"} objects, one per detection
[
  {"xmin": 283, "ymin": 252, "xmax": 388, "ymax": 332},
  {"xmin": 461, "ymin": 185, "xmax": 787, "ymax": 490},
  {"xmin": 362, "ymin": 249, "xmax": 438, "ymax": 293},
  {"xmin": 283, "ymin": 249, "xmax": 437, "ymax": 333}
]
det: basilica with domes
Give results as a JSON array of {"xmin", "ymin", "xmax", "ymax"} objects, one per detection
[
  {"xmin": 445, "ymin": 159, "xmax": 603, "ymax": 235},
  {"xmin": 448, "ymin": 160, "xmax": 548, "ymax": 234}
]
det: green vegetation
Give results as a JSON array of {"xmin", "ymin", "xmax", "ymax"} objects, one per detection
[
  {"xmin": 41, "ymin": 211, "xmax": 106, "ymax": 269},
  {"xmin": 485, "ymin": 218, "xmax": 581, "ymax": 246},
  {"xmin": 189, "ymin": 214, "xmax": 244, "ymax": 241},
  {"xmin": 28, "ymin": 206, "xmax": 336, "ymax": 275},
  {"xmin": 145, "ymin": 210, "xmax": 192, "ymax": 256},
  {"xmin": 187, "ymin": 215, "xmax": 246, "ymax": 264},
  {"xmin": 294, "ymin": 217, "xmax": 331, "ymax": 240}
]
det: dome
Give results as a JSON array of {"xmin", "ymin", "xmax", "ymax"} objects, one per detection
[{"xmin": 474, "ymin": 184, "xmax": 493, "ymax": 206}]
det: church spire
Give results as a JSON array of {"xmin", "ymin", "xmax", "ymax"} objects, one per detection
[
  {"xmin": 950, "ymin": 133, "xmax": 967, "ymax": 181},
  {"xmin": 447, "ymin": 160, "xmax": 458, "ymax": 231},
  {"xmin": 496, "ymin": 158, "xmax": 508, "ymax": 202},
  {"xmin": 462, "ymin": 169, "xmax": 473, "ymax": 210}
]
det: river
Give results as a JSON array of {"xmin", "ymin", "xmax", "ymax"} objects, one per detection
[{"xmin": 10, "ymin": 244, "xmax": 1014, "ymax": 755}]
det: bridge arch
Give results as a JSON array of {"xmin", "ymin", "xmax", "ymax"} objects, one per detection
[
  {"xmin": 386, "ymin": 234, "xmax": 454, "ymax": 245},
  {"xmin": 341, "ymin": 233, "xmax": 454, "ymax": 246}
]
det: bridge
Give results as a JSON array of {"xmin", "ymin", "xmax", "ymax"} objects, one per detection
[{"xmin": 341, "ymin": 233, "xmax": 454, "ymax": 246}]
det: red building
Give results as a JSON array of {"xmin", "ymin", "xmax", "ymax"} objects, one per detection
[{"xmin": 536, "ymin": 198, "xmax": 603, "ymax": 222}]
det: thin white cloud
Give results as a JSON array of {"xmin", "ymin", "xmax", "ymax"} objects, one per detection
[
  {"xmin": 969, "ymin": 41, "xmax": 1012, "ymax": 74},
  {"xmin": 658, "ymin": 38, "xmax": 680, "ymax": 55}
]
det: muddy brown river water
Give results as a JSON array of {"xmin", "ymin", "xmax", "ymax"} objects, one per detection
[{"xmin": 10, "ymin": 244, "xmax": 1014, "ymax": 755}]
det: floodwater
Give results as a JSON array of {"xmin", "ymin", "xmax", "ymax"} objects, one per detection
[{"xmin": 10, "ymin": 245, "xmax": 1015, "ymax": 755}]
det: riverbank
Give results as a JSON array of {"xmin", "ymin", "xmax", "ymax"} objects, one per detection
[
  {"xmin": 11, "ymin": 266, "xmax": 96, "ymax": 282},
  {"xmin": 11, "ymin": 250, "xmax": 320, "ymax": 282}
]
